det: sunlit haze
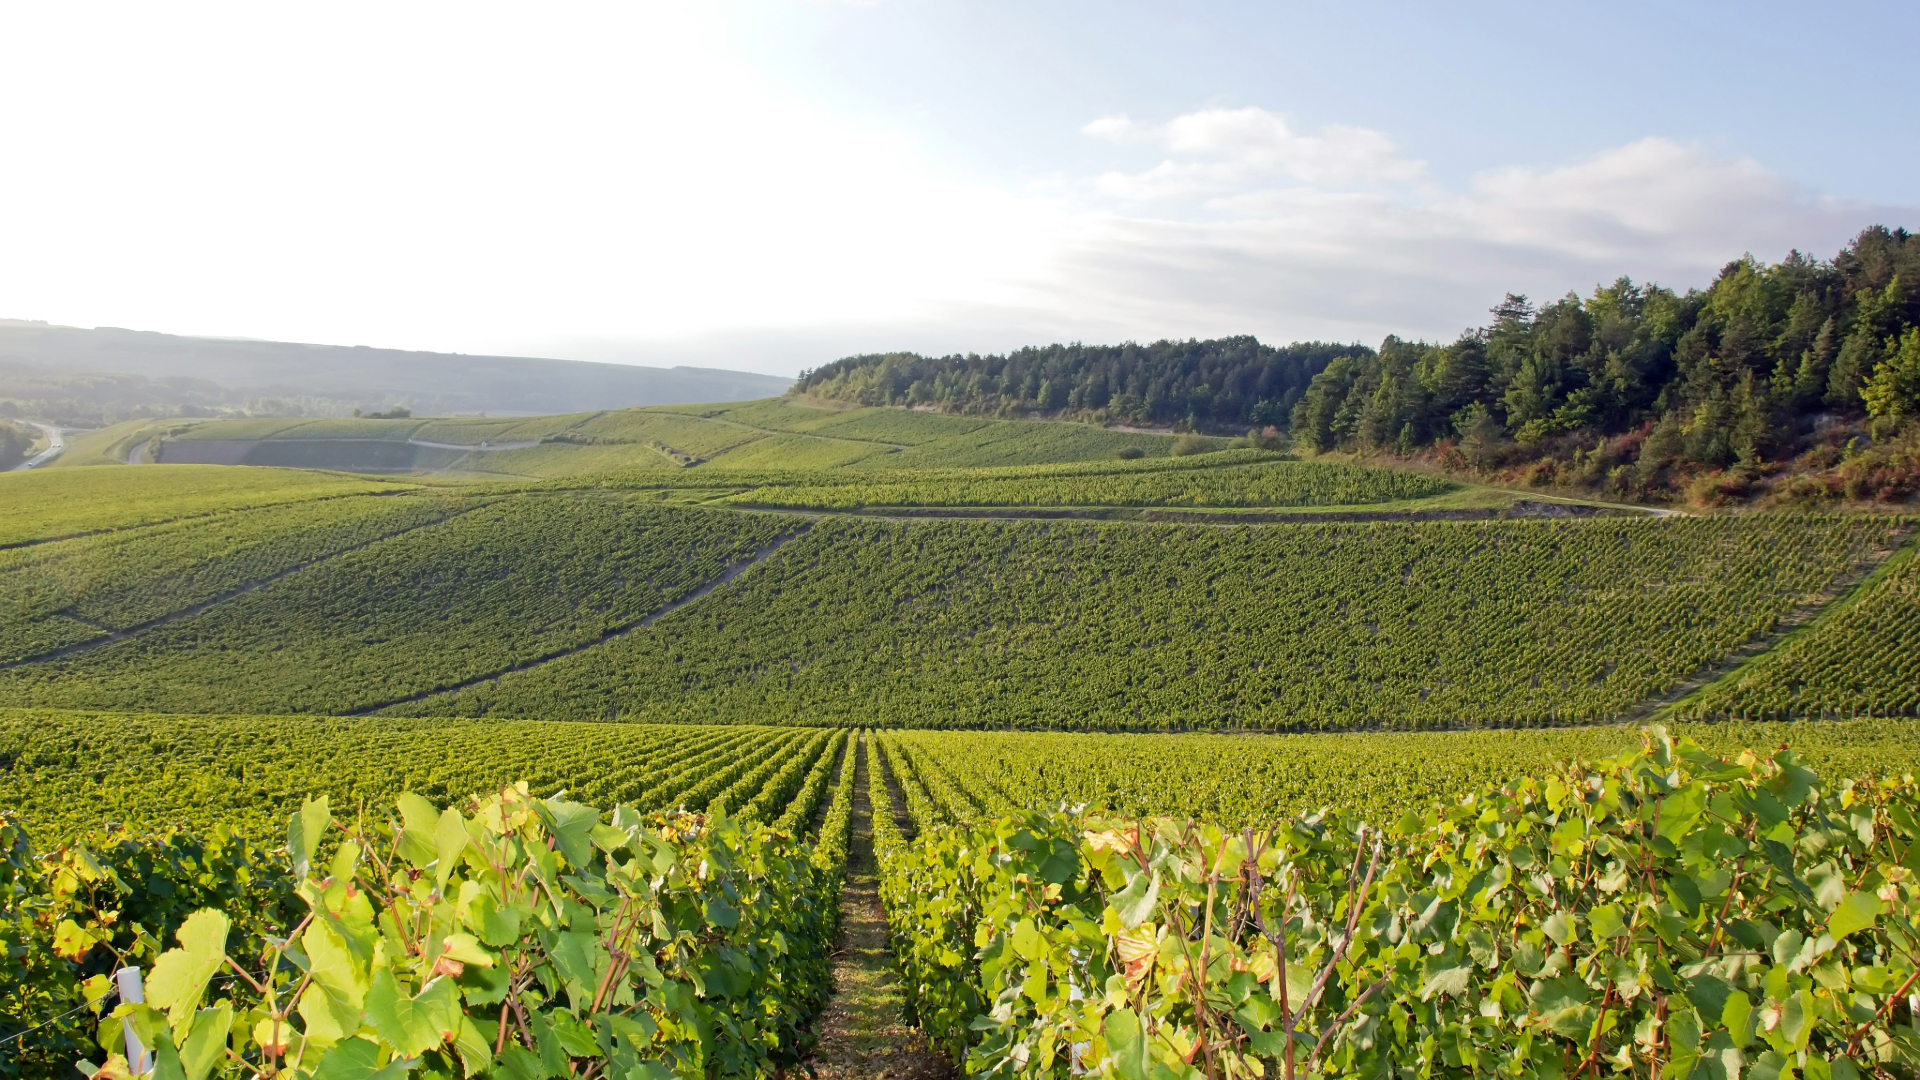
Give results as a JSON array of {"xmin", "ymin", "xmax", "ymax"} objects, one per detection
[{"xmin": 3, "ymin": 1, "xmax": 1915, "ymax": 376}]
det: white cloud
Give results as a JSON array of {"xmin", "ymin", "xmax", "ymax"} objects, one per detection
[
  {"xmin": 1082, "ymin": 107, "xmax": 1428, "ymax": 198},
  {"xmin": 1023, "ymin": 115, "xmax": 1906, "ymax": 350}
]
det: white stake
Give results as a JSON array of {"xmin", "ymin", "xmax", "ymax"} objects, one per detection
[{"xmin": 114, "ymin": 967, "xmax": 152, "ymax": 1075}]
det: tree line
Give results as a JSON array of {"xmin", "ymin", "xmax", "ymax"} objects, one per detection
[
  {"xmin": 1288, "ymin": 226, "xmax": 1918, "ymax": 499},
  {"xmin": 794, "ymin": 226, "xmax": 1920, "ymax": 501},
  {"xmin": 793, "ymin": 338, "xmax": 1357, "ymax": 431}
]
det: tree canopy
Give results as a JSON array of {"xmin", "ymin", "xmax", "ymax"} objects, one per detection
[
  {"xmin": 793, "ymin": 338, "xmax": 1360, "ymax": 430},
  {"xmin": 793, "ymin": 226, "xmax": 1920, "ymax": 501}
]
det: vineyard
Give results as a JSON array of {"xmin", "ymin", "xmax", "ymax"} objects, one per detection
[
  {"xmin": 5, "ymin": 722, "xmax": 1920, "ymax": 1077},
  {"xmin": 721, "ymin": 458, "xmax": 1456, "ymax": 510},
  {"xmin": 866, "ymin": 727, "xmax": 1920, "ymax": 1079},
  {"xmin": 4, "ymin": 397, "xmax": 1920, "ymax": 1077},
  {"xmin": 0, "ymin": 466, "xmax": 414, "ymax": 547},
  {"xmin": 0, "ymin": 492, "xmax": 462, "ymax": 665},
  {"xmin": 0, "ymin": 498, "xmax": 798, "ymax": 716},
  {"xmin": 1687, "ymin": 542, "xmax": 1920, "ymax": 719},
  {"xmin": 392, "ymin": 514, "xmax": 1909, "ymax": 730},
  {"xmin": 144, "ymin": 399, "xmax": 1202, "ymax": 479},
  {"xmin": 865, "ymin": 719, "xmax": 1920, "ymax": 827}
]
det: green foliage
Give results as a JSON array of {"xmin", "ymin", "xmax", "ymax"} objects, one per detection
[
  {"xmin": 68, "ymin": 786, "xmax": 836, "ymax": 1079},
  {"xmin": 792, "ymin": 339, "xmax": 1352, "ymax": 431},
  {"xmin": 721, "ymin": 458, "xmax": 1452, "ymax": 510},
  {"xmin": 1863, "ymin": 327, "xmax": 1920, "ymax": 424},
  {"xmin": 1287, "ymin": 228, "xmax": 1920, "ymax": 500},
  {"xmin": 1692, "ymin": 543, "xmax": 1920, "ymax": 720},
  {"xmin": 772, "ymin": 730, "xmax": 850, "ymax": 836},
  {"xmin": 808, "ymin": 735, "xmax": 860, "ymax": 876},
  {"xmin": 0, "ymin": 466, "xmax": 415, "ymax": 548},
  {"xmin": 0, "ymin": 499, "xmax": 794, "ymax": 715},
  {"xmin": 876, "ymin": 729, "xmax": 1920, "ymax": 1079},
  {"xmin": 406, "ymin": 515, "xmax": 1907, "ymax": 730},
  {"xmin": 0, "ymin": 814, "xmax": 295, "ymax": 1078}
]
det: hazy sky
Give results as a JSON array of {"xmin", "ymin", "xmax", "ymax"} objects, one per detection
[{"xmin": 2, "ymin": 2, "xmax": 1915, "ymax": 377}]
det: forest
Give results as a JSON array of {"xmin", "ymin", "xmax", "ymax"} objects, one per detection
[
  {"xmin": 793, "ymin": 338, "xmax": 1356, "ymax": 431},
  {"xmin": 796, "ymin": 227, "xmax": 1920, "ymax": 504}
]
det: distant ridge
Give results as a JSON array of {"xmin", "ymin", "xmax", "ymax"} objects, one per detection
[{"xmin": 0, "ymin": 320, "xmax": 792, "ymax": 421}]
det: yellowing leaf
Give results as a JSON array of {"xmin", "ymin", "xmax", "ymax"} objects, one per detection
[
  {"xmin": 53, "ymin": 919, "xmax": 97, "ymax": 961},
  {"xmin": 438, "ymin": 933, "xmax": 495, "ymax": 968}
]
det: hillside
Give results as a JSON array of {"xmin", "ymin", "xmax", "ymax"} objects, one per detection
[
  {"xmin": 795, "ymin": 227, "xmax": 1920, "ymax": 507},
  {"xmin": 0, "ymin": 319, "xmax": 791, "ymax": 424},
  {"xmin": 5, "ymin": 408, "xmax": 1920, "ymax": 1079},
  {"xmin": 1, "ymin": 438, "xmax": 1911, "ymax": 729},
  {"xmin": 118, "ymin": 398, "xmax": 1214, "ymax": 476}
]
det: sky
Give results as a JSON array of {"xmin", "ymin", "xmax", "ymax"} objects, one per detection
[{"xmin": 1, "ymin": 1, "xmax": 1915, "ymax": 378}]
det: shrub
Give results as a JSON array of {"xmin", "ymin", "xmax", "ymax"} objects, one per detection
[{"xmin": 1169, "ymin": 434, "xmax": 1209, "ymax": 457}]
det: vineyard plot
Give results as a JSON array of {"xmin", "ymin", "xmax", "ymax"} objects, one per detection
[
  {"xmin": 400, "ymin": 514, "xmax": 1908, "ymax": 730},
  {"xmin": 0, "ymin": 464, "xmax": 414, "ymax": 547},
  {"xmin": 0, "ymin": 711, "xmax": 822, "ymax": 843},
  {"xmin": 1691, "ymin": 539, "xmax": 1920, "ymax": 718},
  {"xmin": 0, "ymin": 492, "xmax": 463, "ymax": 665},
  {"xmin": 0, "ymin": 498, "xmax": 804, "ymax": 715},
  {"xmin": 873, "ymin": 719, "xmax": 1920, "ymax": 827},
  {"xmin": 724, "ymin": 458, "xmax": 1454, "ymax": 509}
]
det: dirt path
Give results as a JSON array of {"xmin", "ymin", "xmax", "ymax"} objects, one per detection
[
  {"xmin": 1627, "ymin": 526, "xmax": 1918, "ymax": 723},
  {"xmin": 805, "ymin": 738, "xmax": 953, "ymax": 1080},
  {"xmin": 0, "ymin": 504, "xmax": 480, "ymax": 670},
  {"xmin": 353, "ymin": 528, "xmax": 809, "ymax": 715}
]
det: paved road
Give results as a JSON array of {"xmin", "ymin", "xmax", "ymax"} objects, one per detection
[{"xmin": 11, "ymin": 422, "xmax": 65, "ymax": 470}]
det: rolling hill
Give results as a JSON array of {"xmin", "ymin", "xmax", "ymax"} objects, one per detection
[{"xmin": 0, "ymin": 318, "xmax": 792, "ymax": 424}]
